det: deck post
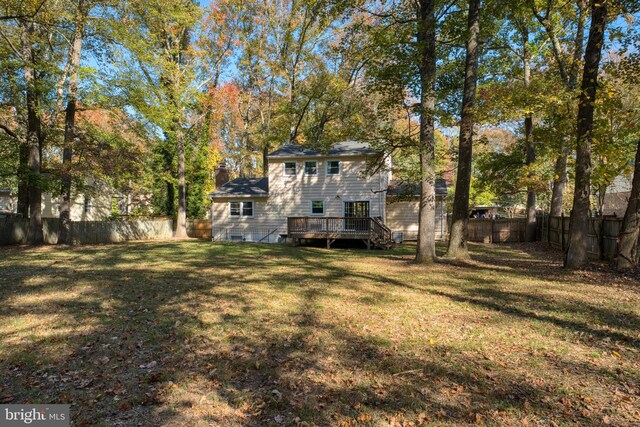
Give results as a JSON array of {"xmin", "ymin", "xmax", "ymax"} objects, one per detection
[
  {"xmin": 367, "ymin": 239, "xmax": 371, "ymax": 250},
  {"xmin": 327, "ymin": 238, "xmax": 331, "ymax": 249}
]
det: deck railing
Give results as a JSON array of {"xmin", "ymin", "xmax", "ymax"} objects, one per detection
[{"xmin": 287, "ymin": 216, "xmax": 391, "ymax": 241}]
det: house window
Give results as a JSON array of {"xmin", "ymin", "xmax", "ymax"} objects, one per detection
[
  {"xmin": 229, "ymin": 202, "xmax": 241, "ymax": 216},
  {"xmin": 304, "ymin": 160, "xmax": 317, "ymax": 175},
  {"xmin": 84, "ymin": 196, "xmax": 92, "ymax": 213},
  {"xmin": 229, "ymin": 201, "xmax": 253, "ymax": 217},
  {"xmin": 284, "ymin": 162, "xmax": 297, "ymax": 176},
  {"xmin": 311, "ymin": 200, "xmax": 324, "ymax": 215},
  {"xmin": 327, "ymin": 160, "xmax": 340, "ymax": 175},
  {"xmin": 242, "ymin": 201, "xmax": 254, "ymax": 217}
]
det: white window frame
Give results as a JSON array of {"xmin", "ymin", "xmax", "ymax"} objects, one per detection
[
  {"xmin": 229, "ymin": 200, "xmax": 254, "ymax": 218},
  {"xmin": 326, "ymin": 160, "xmax": 341, "ymax": 176},
  {"xmin": 310, "ymin": 200, "xmax": 325, "ymax": 215},
  {"xmin": 304, "ymin": 160, "xmax": 318, "ymax": 175},
  {"xmin": 284, "ymin": 161, "xmax": 297, "ymax": 176}
]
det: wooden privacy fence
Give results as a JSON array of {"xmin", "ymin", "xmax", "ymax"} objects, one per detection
[
  {"xmin": 466, "ymin": 218, "xmax": 527, "ymax": 243},
  {"xmin": 539, "ymin": 214, "xmax": 632, "ymax": 260},
  {"xmin": 186, "ymin": 219, "xmax": 212, "ymax": 239},
  {"xmin": 0, "ymin": 216, "xmax": 174, "ymax": 245}
]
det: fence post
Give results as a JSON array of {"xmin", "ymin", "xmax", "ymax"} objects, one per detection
[
  {"xmin": 546, "ymin": 213, "xmax": 551, "ymax": 246},
  {"xmin": 560, "ymin": 212, "xmax": 565, "ymax": 251},
  {"xmin": 490, "ymin": 218, "xmax": 494, "ymax": 244}
]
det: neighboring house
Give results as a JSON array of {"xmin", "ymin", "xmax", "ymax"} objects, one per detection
[
  {"xmin": 0, "ymin": 189, "xmax": 15, "ymax": 213},
  {"xmin": 471, "ymin": 205, "xmax": 500, "ymax": 218},
  {"xmin": 386, "ymin": 180, "xmax": 447, "ymax": 240},
  {"xmin": 601, "ymin": 173, "xmax": 632, "ymax": 216},
  {"xmin": 208, "ymin": 141, "xmax": 447, "ymax": 247},
  {"xmin": 42, "ymin": 180, "xmax": 115, "ymax": 221},
  {"xmin": 1, "ymin": 182, "xmax": 134, "ymax": 221}
]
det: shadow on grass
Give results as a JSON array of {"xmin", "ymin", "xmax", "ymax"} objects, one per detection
[{"xmin": 0, "ymin": 240, "xmax": 637, "ymax": 426}]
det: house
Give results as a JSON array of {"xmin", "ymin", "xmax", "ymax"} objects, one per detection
[
  {"xmin": 600, "ymin": 173, "xmax": 632, "ymax": 217},
  {"xmin": 0, "ymin": 189, "xmax": 15, "ymax": 214},
  {"xmin": 208, "ymin": 141, "xmax": 447, "ymax": 247},
  {"xmin": 41, "ymin": 180, "xmax": 116, "ymax": 221}
]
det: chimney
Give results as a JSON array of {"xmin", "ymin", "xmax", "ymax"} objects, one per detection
[{"xmin": 215, "ymin": 163, "xmax": 229, "ymax": 188}]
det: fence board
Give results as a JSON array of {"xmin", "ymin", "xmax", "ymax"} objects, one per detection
[
  {"xmin": 540, "ymin": 214, "xmax": 639, "ymax": 261},
  {"xmin": 467, "ymin": 218, "xmax": 527, "ymax": 243},
  {"xmin": 0, "ymin": 216, "xmax": 174, "ymax": 245}
]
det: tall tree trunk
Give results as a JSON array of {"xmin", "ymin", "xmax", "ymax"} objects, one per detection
[
  {"xmin": 565, "ymin": 1, "xmax": 607, "ymax": 269},
  {"xmin": 616, "ymin": 139, "xmax": 640, "ymax": 270},
  {"xmin": 262, "ymin": 144, "xmax": 269, "ymax": 176},
  {"xmin": 22, "ymin": 22, "xmax": 43, "ymax": 245},
  {"xmin": 166, "ymin": 181, "xmax": 175, "ymax": 215},
  {"xmin": 175, "ymin": 127, "xmax": 187, "ymax": 238},
  {"xmin": 525, "ymin": 113, "xmax": 536, "ymax": 241},
  {"xmin": 415, "ymin": 0, "xmax": 437, "ymax": 263},
  {"xmin": 17, "ymin": 143, "xmax": 29, "ymax": 217},
  {"xmin": 446, "ymin": 0, "xmax": 481, "ymax": 258},
  {"xmin": 523, "ymin": 28, "xmax": 536, "ymax": 242},
  {"xmin": 59, "ymin": 13, "xmax": 84, "ymax": 245}
]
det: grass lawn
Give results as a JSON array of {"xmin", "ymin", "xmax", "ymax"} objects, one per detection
[{"xmin": 0, "ymin": 240, "xmax": 639, "ymax": 426}]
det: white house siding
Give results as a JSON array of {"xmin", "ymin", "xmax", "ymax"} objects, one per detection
[
  {"xmin": 41, "ymin": 191, "xmax": 113, "ymax": 221},
  {"xmin": 211, "ymin": 156, "xmax": 389, "ymax": 242},
  {"xmin": 211, "ymin": 198, "xmax": 283, "ymax": 242},
  {"xmin": 386, "ymin": 197, "xmax": 447, "ymax": 241}
]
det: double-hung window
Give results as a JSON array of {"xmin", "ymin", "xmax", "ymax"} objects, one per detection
[
  {"xmin": 284, "ymin": 162, "xmax": 297, "ymax": 176},
  {"xmin": 229, "ymin": 201, "xmax": 253, "ymax": 217},
  {"xmin": 304, "ymin": 160, "xmax": 317, "ymax": 175},
  {"xmin": 311, "ymin": 200, "xmax": 324, "ymax": 215},
  {"xmin": 326, "ymin": 160, "xmax": 340, "ymax": 175}
]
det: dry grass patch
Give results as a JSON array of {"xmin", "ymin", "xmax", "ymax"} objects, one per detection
[{"xmin": 0, "ymin": 241, "xmax": 639, "ymax": 426}]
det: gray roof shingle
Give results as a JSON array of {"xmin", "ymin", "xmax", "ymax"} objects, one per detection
[
  {"xmin": 208, "ymin": 177, "xmax": 269, "ymax": 198},
  {"xmin": 268, "ymin": 141, "xmax": 377, "ymax": 158}
]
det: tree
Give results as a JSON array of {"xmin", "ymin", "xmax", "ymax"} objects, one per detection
[
  {"xmin": 413, "ymin": 0, "xmax": 438, "ymax": 263},
  {"xmin": 616, "ymin": 139, "xmax": 640, "ymax": 269},
  {"xmin": 59, "ymin": 0, "xmax": 92, "ymax": 245},
  {"xmin": 446, "ymin": 0, "xmax": 481, "ymax": 258},
  {"xmin": 564, "ymin": 0, "xmax": 607, "ymax": 269},
  {"xmin": 530, "ymin": 0, "xmax": 588, "ymax": 216},
  {"xmin": 109, "ymin": 0, "xmax": 207, "ymax": 237}
]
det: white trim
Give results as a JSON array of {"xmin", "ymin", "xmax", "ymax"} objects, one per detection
[
  {"xmin": 304, "ymin": 160, "xmax": 318, "ymax": 175},
  {"xmin": 326, "ymin": 160, "xmax": 341, "ymax": 176},
  {"xmin": 310, "ymin": 200, "xmax": 325, "ymax": 215}
]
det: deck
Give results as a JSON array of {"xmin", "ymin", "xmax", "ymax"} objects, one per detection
[{"xmin": 287, "ymin": 217, "xmax": 393, "ymax": 249}]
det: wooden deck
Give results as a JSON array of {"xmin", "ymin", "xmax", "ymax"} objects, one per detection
[{"xmin": 287, "ymin": 217, "xmax": 393, "ymax": 249}]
